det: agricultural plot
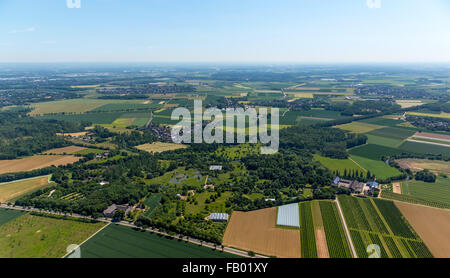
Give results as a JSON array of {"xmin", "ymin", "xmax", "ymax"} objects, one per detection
[
  {"xmin": 338, "ymin": 195, "xmax": 433, "ymax": 258},
  {"xmin": 369, "ymin": 127, "xmax": 416, "ymax": 139},
  {"xmin": 223, "ymin": 207, "xmax": 300, "ymax": 258},
  {"xmin": 399, "ymin": 140, "xmax": 450, "ymax": 155},
  {"xmin": 0, "ymin": 176, "xmax": 52, "ymax": 202},
  {"xmin": 81, "ymin": 224, "xmax": 238, "ymax": 258},
  {"xmin": 0, "ymin": 214, "xmax": 106, "ymax": 258},
  {"xmin": 136, "ymin": 142, "xmax": 188, "ymax": 153},
  {"xmin": 38, "ymin": 112, "xmax": 122, "ymax": 124},
  {"xmin": 185, "ymin": 191, "xmax": 232, "ymax": 215},
  {"xmin": 92, "ymin": 103, "xmax": 157, "ymax": 112},
  {"xmin": 319, "ymin": 201, "xmax": 352, "ymax": 258},
  {"xmin": 0, "ymin": 208, "xmax": 26, "ymax": 226},
  {"xmin": 0, "ymin": 155, "xmax": 82, "ymax": 175},
  {"xmin": 299, "ymin": 202, "xmax": 317, "ymax": 258},
  {"xmin": 365, "ymin": 134, "xmax": 404, "ymax": 148},
  {"xmin": 277, "ymin": 203, "xmax": 299, "ymax": 228},
  {"xmin": 359, "ymin": 117, "xmax": 404, "ymax": 127},
  {"xmin": 349, "ymin": 144, "xmax": 407, "ymax": 161},
  {"xmin": 349, "ymin": 155, "xmax": 402, "ymax": 180},
  {"xmin": 43, "ymin": 146, "xmax": 86, "ymax": 155},
  {"xmin": 396, "ymin": 202, "xmax": 450, "ymax": 258},
  {"xmin": 313, "ymin": 154, "xmax": 365, "ymax": 174},
  {"xmin": 382, "ymin": 178, "xmax": 450, "ymax": 209},
  {"xmin": 335, "ymin": 122, "xmax": 383, "ymax": 133}
]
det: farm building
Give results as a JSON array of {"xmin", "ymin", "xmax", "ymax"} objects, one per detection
[
  {"xmin": 332, "ymin": 177, "xmax": 366, "ymax": 193},
  {"xmin": 276, "ymin": 203, "xmax": 300, "ymax": 228},
  {"xmin": 209, "ymin": 213, "xmax": 229, "ymax": 222},
  {"xmin": 103, "ymin": 204, "xmax": 133, "ymax": 218}
]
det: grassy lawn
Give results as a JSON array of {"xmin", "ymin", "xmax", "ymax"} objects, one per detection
[
  {"xmin": 314, "ymin": 154, "xmax": 365, "ymax": 173},
  {"xmin": 185, "ymin": 191, "xmax": 232, "ymax": 215},
  {"xmin": 81, "ymin": 224, "xmax": 240, "ymax": 258},
  {"xmin": 143, "ymin": 193, "xmax": 163, "ymax": 217},
  {"xmin": 0, "ymin": 208, "xmax": 26, "ymax": 226},
  {"xmin": 0, "ymin": 214, "xmax": 106, "ymax": 258},
  {"xmin": 350, "ymin": 155, "xmax": 402, "ymax": 180}
]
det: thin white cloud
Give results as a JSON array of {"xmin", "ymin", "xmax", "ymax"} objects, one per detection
[
  {"xmin": 366, "ymin": 0, "xmax": 381, "ymax": 9},
  {"xmin": 9, "ymin": 27, "xmax": 36, "ymax": 34}
]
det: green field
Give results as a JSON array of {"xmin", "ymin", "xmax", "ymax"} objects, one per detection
[
  {"xmin": 0, "ymin": 208, "xmax": 26, "ymax": 226},
  {"xmin": 143, "ymin": 193, "xmax": 163, "ymax": 217},
  {"xmin": 299, "ymin": 202, "xmax": 317, "ymax": 258},
  {"xmin": 399, "ymin": 141, "xmax": 450, "ymax": 155},
  {"xmin": 349, "ymin": 144, "xmax": 408, "ymax": 161},
  {"xmin": 80, "ymin": 224, "xmax": 241, "ymax": 258},
  {"xmin": 382, "ymin": 177, "xmax": 450, "ymax": 209},
  {"xmin": 365, "ymin": 134, "xmax": 405, "ymax": 148},
  {"xmin": 0, "ymin": 213, "xmax": 106, "ymax": 258},
  {"xmin": 319, "ymin": 201, "xmax": 352, "ymax": 258},
  {"xmin": 338, "ymin": 195, "xmax": 433, "ymax": 258},
  {"xmin": 350, "ymin": 155, "xmax": 402, "ymax": 180},
  {"xmin": 314, "ymin": 154, "xmax": 365, "ymax": 174},
  {"xmin": 369, "ymin": 127, "xmax": 416, "ymax": 139},
  {"xmin": 38, "ymin": 112, "xmax": 122, "ymax": 124}
]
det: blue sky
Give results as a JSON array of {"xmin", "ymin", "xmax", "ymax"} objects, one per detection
[{"xmin": 0, "ymin": 0, "xmax": 449, "ymax": 63}]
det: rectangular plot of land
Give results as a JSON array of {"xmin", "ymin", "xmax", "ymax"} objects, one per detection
[
  {"xmin": 277, "ymin": 203, "xmax": 300, "ymax": 227},
  {"xmin": 223, "ymin": 208, "xmax": 300, "ymax": 258}
]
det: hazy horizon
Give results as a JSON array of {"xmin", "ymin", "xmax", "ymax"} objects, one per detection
[{"xmin": 1, "ymin": 0, "xmax": 449, "ymax": 63}]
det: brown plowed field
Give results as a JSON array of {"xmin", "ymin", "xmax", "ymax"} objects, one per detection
[
  {"xmin": 223, "ymin": 207, "xmax": 300, "ymax": 258},
  {"xmin": 0, "ymin": 155, "xmax": 82, "ymax": 174},
  {"xmin": 396, "ymin": 201, "xmax": 450, "ymax": 258}
]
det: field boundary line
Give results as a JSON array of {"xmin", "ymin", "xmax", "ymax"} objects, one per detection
[
  {"xmin": 369, "ymin": 198, "xmax": 394, "ymax": 236},
  {"xmin": 335, "ymin": 198, "xmax": 357, "ymax": 258},
  {"xmin": 406, "ymin": 139, "xmax": 450, "ymax": 148},
  {"xmin": 348, "ymin": 156, "xmax": 367, "ymax": 172},
  {"xmin": 62, "ymin": 222, "xmax": 111, "ymax": 258}
]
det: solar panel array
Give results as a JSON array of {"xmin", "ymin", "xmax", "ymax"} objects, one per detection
[{"xmin": 276, "ymin": 203, "xmax": 300, "ymax": 227}]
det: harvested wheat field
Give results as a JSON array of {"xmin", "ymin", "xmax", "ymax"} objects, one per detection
[
  {"xmin": 136, "ymin": 142, "xmax": 187, "ymax": 153},
  {"xmin": 0, "ymin": 176, "xmax": 52, "ymax": 202},
  {"xmin": 223, "ymin": 207, "xmax": 300, "ymax": 258},
  {"xmin": 43, "ymin": 146, "xmax": 86, "ymax": 155},
  {"xmin": 396, "ymin": 201, "xmax": 450, "ymax": 258},
  {"xmin": 0, "ymin": 155, "xmax": 82, "ymax": 175}
]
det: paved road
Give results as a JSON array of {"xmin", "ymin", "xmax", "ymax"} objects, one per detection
[{"xmin": 0, "ymin": 204, "xmax": 266, "ymax": 258}]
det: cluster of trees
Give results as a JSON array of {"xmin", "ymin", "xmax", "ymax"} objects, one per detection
[
  {"xmin": 331, "ymin": 169, "xmax": 375, "ymax": 181},
  {"xmin": 415, "ymin": 169, "xmax": 437, "ymax": 183},
  {"xmin": 16, "ymin": 153, "xmax": 164, "ymax": 216},
  {"xmin": 280, "ymin": 125, "xmax": 367, "ymax": 159},
  {"xmin": 0, "ymin": 111, "xmax": 88, "ymax": 159},
  {"xmin": 407, "ymin": 115, "xmax": 450, "ymax": 132}
]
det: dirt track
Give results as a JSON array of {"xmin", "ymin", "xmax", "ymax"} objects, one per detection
[
  {"xmin": 396, "ymin": 201, "xmax": 450, "ymax": 258},
  {"xmin": 223, "ymin": 207, "xmax": 300, "ymax": 258}
]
